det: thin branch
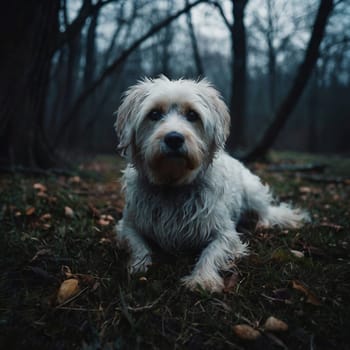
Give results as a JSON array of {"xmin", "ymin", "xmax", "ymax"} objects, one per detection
[
  {"xmin": 57, "ymin": 0, "xmax": 116, "ymax": 49},
  {"xmin": 54, "ymin": 0, "xmax": 207, "ymax": 146},
  {"xmin": 211, "ymin": 1, "xmax": 232, "ymax": 29}
]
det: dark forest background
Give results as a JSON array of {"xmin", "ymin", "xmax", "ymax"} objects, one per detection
[{"xmin": 1, "ymin": 0, "xmax": 349, "ymax": 169}]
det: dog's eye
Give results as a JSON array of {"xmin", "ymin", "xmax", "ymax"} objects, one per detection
[
  {"xmin": 147, "ymin": 109, "xmax": 163, "ymax": 121},
  {"xmin": 186, "ymin": 110, "xmax": 200, "ymax": 122}
]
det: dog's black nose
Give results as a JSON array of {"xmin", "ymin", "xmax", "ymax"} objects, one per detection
[{"xmin": 164, "ymin": 131, "xmax": 185, "ymax": 150}]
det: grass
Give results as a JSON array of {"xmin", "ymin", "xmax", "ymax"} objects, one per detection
[{"xmin": 0, "ymin": 153, "xmax": 349, "ymax": 349}]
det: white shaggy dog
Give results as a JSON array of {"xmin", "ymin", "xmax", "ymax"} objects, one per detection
[{"xmin": 114, "ymin": 76, "xmax": 309, "ymax": 292}]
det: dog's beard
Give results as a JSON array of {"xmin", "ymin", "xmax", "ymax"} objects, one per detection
[{"xmin": 144, "ymin": 141, "xmax": 205, "ymax": 185}]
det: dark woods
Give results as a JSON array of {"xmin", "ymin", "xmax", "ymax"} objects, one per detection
[{"xmin": 0, "ymin": 0, "xmax": 349, "ymax": 170}]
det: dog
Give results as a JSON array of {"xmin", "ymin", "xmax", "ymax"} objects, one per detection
[{"xmin": 114, "ymin": 76, "xmax": 309, "ymax": 292}]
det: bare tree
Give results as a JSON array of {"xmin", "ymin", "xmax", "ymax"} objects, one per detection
[
  {"xmin": 243, "ymin": 0, "xmax": 334, "ymax": 162},
  {"xmin": 213, "ymin": 0, "xmax": 249, "ymax": 151},
  {"xmin": 54, "ymin": 0, "xmax": 207, "ymax": 147},
  {"xmin": 0, "ymin": 1, "xmax": 60, "ymax": 168},
  {"xmin": 0, "ymin": 0, "xmax": 118, "ymax": 169}
]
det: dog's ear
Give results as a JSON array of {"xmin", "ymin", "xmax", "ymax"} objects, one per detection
[
  {"xmin": 197, "ymin": 80, "xmax": 231, "ymax": 150},
  {"xmin": 114, "ymin": 80, "xmax": 150, "ymax": 158}
]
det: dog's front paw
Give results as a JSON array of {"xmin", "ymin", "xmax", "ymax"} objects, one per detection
[
  {"xmin": 129, "ymin": 254, "xmax": 152, "ymax": 274},
  {"xmin": 181, "ymin": 271, "xmax": 224, "ymax": 293}
]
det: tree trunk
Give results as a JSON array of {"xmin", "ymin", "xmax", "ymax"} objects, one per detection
[
  {"xmin": 226, "ymin": 0, "xmax": 248, "ymax": 152},
  {"xmin": 186, "ymin": 0, "xmax": 204, "ymax": 77},
  {"xmin": 307, "ymin": 70, "xmax": 319, "ymax": 152},
  {"xmin": 266, "ymin": 0, "xmax": 276, "ymax": 114},
  {"xmin": 0, "ymin": 1, "xmax": 60, "ymax": 168},
  {"xmin": 242, "ymin": 0, "xmax": 334, "ymax": 162},
  {"xmin": 84, "ymin": 10, "xmax": 99, "ymax": 87}
]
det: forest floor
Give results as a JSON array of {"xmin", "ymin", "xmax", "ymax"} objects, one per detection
[{"xmin": 1, "ymin": 152, "xmax": 349, "ymax": 350}]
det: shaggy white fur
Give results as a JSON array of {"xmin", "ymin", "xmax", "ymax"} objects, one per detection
[{"xmin": 114, "ymin": 76, "xmax": 309, "ymax": 292}]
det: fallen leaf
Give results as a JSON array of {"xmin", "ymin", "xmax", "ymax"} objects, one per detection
[
  {"xmin": 68, "ymin": 176, "xmax": 81, "ymax": 184},
  {"xmin": 105, "ymin": 214, "xmax": 115, "ymax": 222},
  {"xmin": 33, "ymin": 183, "xmax": 47, "ymax": 192},
  {"xmin": 40, "ymin": 213, "xmax": 52, "ymax": 221},
  {"xmin": 292, "ymin": 280, "xmax": 321, "ymax": 305},
  {"xmin": 99, "ymin": 237, "xmax": 112, "ymax": 244},
  {"xmin": 57, "ymin": 278, "xmax": 80, "ymax": 304},
  {"xmin": 64, "ymin": 206, "xmax": 74, "ymax": 218},
  {"xmin": 290, "ymin": 249, "xmax": 304, "ymax": 258},
  {"xmin": 25, "ymin": 207, "xmax": 36, "ymax": 216},
  {"xmin": 263, "ymin": 316, "xmax": 288, "ymax": 332},
  {"xmin": 233, "ymin": 324, "xmax": 261, "ymax": 340},
  {"xmin": 62, "ymin": 265, "xmax": 74, "ymax": 278},
  {"xmin": 98, "ymin": 217, "xmax": 110, "ymax": 226},
  {"xmin": 299, "ymin": 186, "xmax": 312, "ymax": 194}
]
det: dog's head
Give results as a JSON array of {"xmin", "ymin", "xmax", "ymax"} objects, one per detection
[{"xmin": 115, "ymin": 76, "xmax": 230, "ymax": 185}]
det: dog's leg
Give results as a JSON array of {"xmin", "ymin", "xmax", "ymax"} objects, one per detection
[
  {"xmin": 116, "ymin": 219, "xmax": 152, "ymax": 273},
  {"xmin": 182, "ymin": 229, "xmax": 247, "ymax": 292}
]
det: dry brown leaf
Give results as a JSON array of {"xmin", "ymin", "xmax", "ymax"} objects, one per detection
[
  {"xmin": 64, "ymin": 206, "xmax": 74, "ymax": 218},
  {"xmin": 105, "ymin": 214, "xmax": 115, "ymax": 222},
  {"xmin": 98, "ymin": 217, "xmax": 110, "ymax": 226},
  {"xmin": 292, "ymin": 280, "xmax": 321, "ymax": 305},
  {"xmin": 40, "ymin": 213, "xmax": 52, "ymax": 220},
  {"xmin": 25, "ymin": 207, "xmax": 36, "ymax": 216},
  {"xmin": 290, "ymin": 249, "xmax": 304, "ymax": 258},
  {"xmin": 233, "ymin": 324, "xmax": 261, "ymax": 340},
  {"xmin": 68, "ymin": 176, "xmax": 81, "ymax": 184},
  {"xmin": 263, "ymin": 316, "xmax": 288, "ymax": 332},
  {"xmin": 61, "ymin": 265, "xmax": 74, "ymax": 278},
  {"xmin": 56, "ymin": 278, "xmax": 80, "ymax": 304},
  {"xmin": 33, "ymin": 183, "xmax": 47, "ymax": 192},
  {"xmin": 99, "ymin": 237, "xmax": 112, "ymax": 244},
  {"xmin": 299, "ymin": 186, "xmax": 312, "ymax": 193}
]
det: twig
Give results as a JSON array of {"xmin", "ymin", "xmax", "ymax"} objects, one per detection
[
  {"xmin": 55, "ymin": 306, "xmax": 101, "ymax": 312},
  {"xmin": 55, "ymin": 286, "xmax": 89, "ymax": 309},
  {"xmin": 261, "ymin": 293, "xmax": 293, "ymax": 304}
]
